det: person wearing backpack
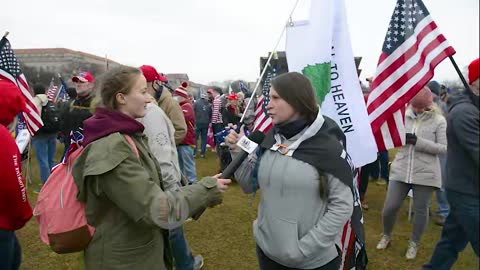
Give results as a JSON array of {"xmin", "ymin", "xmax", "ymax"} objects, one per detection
[
  {"xmin": 72, "ymin": 66, "xmax": 231, "ymax": 270},
  {"xmin": 0, "ymin": 80, "xmax": 33, "ymax": 270},
  {"xmin": 32, "ymin": 84, "xmax": 61, "ymax": 187}
]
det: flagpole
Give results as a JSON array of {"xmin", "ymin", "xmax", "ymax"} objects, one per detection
[
  {"xmin": 239, "ymin": 0, "xmax": 300, "ymax": 124},
  {"xmin": 449, "ymin": 56, "xmax": 474, "ymax": 96}
]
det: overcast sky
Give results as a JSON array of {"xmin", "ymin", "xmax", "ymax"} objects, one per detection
[{"xmin": 2, "ymin": 0, "xmax": 478, "ymax": 85}]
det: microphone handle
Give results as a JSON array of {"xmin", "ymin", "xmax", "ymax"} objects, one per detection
[{"xmin": 220, "ymin": 150, "xmax": 249, "ymax": 179}]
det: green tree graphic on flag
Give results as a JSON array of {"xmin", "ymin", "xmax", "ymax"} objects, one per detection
[{"xmin": 302, "ymin": 63, "xmax": 331, "ymax": 104}]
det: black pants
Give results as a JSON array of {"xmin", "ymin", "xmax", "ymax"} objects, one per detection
[
  {"xmin": 359, "ymin": 160, "xmax": 377, "ymax": 200},
  {"xmin": 256, "ymin": 245, "xmax": 341, "ymax": 270}
]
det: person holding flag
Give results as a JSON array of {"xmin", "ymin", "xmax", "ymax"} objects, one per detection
[{"xmin": 226, "ymin": 72, "xmax": 354, "ymax": 270}]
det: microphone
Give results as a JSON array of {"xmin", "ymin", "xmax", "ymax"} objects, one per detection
[{"xmin": 220, "ymin": 131, "xmax": 266, "ymax": 179}]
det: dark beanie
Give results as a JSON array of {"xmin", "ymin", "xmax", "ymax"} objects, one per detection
[{"xmin": 427, "ymin": 81, "xmax": 441, "ymax": 96}]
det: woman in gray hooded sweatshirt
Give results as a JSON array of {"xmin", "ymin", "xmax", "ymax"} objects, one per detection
[{"xmin": 226, "ymin": 72, "xmax": 355, "ymax": 270}]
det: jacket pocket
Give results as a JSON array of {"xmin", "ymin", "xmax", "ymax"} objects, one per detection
[
  {"xmin": 258, "ymin": 215, "xmax": 305, "ymax": 266},
  {"xmin": 109, "ymin": 236, "xmax": 157, "ymax": 268}
]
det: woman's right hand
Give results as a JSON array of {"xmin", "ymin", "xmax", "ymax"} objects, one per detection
[{"xmin": 225, "ymin": 125, "xmax": 245, "ymax": 152}]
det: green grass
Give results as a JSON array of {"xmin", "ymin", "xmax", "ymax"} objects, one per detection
[{"xmin": 17, "ymin": 146, "xmax": 478, "ymax": 269}]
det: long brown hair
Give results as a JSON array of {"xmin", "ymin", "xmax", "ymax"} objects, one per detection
[
  {"xmin": 270, "ymin": 72, "xmax": 319, "ymax": 123},
  {"xmin": 94, "ymin": 66, "xmax": 142, "ymax": 110}
]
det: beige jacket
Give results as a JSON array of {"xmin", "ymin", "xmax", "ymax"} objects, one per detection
[
  {"xmin": 389, "ymin": 105, "xmax": 447, "ymax": 188},
  {"xmin": 158, "ymin": 90, "xmax": 187, "ymax": 145}
]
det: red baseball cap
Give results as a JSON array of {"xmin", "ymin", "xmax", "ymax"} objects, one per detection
[
  {"xmin": 139, "ymin": 65, "xmax": 168, "ymax": 83},
  {"xmin": 72, "ymin": 71, "xmax": 94, "ymax": 83}
]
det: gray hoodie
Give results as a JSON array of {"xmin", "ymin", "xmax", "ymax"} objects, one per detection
[{"xmin": 233, "ymin": 111, "xmax": 353, "ymax": 269}]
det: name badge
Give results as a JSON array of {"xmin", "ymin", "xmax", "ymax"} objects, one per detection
[{"xmin": 236, "ymin": 136, "xmax": 258, "ymax": 154}]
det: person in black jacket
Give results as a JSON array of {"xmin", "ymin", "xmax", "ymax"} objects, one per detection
[
  {"xmin": 423, "ymin": 58, "xmax": 479, "ymax": 270},
  {"xmin": 62, "ymin": 72, "xmax": 95, "ymax": 152}
]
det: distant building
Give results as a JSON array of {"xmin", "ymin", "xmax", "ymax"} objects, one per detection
[{"xmin": 14, "ymin": 48, "xmax": 121, "ymax": 81}]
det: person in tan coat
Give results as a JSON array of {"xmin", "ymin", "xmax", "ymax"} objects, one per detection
[
  {"xmin": 376, "ymin": 86, "xmax": 447, "ymax": 260},
  {"xmin": 72, "ymin": 66, "xmax": 231, "ymax": 270},
  {"xmin": 139, "ymin": 65, "xmax": 187, "ymax": 145}
]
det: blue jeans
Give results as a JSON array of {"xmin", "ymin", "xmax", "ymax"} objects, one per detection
[
  {"xmin": 195, "ymin": 123, "xmax": 208, "ymax": 156},
  {"xmin": 423, "ymin": 190, "xmax": 479, "ymax": 270},
  {"xmin": 31, "ymin": 135, "xmax": 57, "ymax": 184},
  {"xmin": 177, "ymin": 145, "xmax": 197, "ymax": 184},
  {"xmin": 436, "ymin": 154, "xmax": 450, "ymax": 217},
  {"xmin": 169, "ymin": 226, "xmax": 194, "ymax": 270},
  {"xmin": 0, "ymin": 230, "xmax": 21, "ymax": 270}
]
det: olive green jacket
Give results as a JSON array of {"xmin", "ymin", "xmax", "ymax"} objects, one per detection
[{"xmin": 72, "ymin": 132, "xmax": 221, "ymax": 270}]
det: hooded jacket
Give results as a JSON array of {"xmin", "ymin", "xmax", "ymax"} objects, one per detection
[
  {"xmin": 0, "ymin": 125, "xmax": 33, "ymax": 231},
  {"xmin": 233, "ymin": 110, "xmax": 354, "ymax": 269},
  {"xmin": 158, "ymin": 90, "xmax": 187, "ymax": 145},
  {"xmin": 445, "ymin": 93, "xmax": 479, "ymax": 196},
  {"xmin": 137, "ymin": 103, "xmax": 182, "ymax": 191},
  {"xmin": 72, "ymin": 108, "xmax": 223, "ymax": 270},
  {"xmin": 178, "ymin": 100, "xmax": 195, "ymax": 146},
  {"xmin": 389, "ymin": 105, "xmax": 447, "ymax": 188}
]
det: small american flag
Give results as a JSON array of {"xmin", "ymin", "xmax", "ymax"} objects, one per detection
[
  {"xmin": 366, "ymin": 0, "xmax": 455, "ymax": 151},
  {"xmin": 253, "ymin": 67, "xmax": 276, "ymax": 133},
  {"xmin": 46, "ymin": 79, "xmax": 58, "ymax": 102},
  {"xmin": 0, "ymin": 37, "xmax": 43, "ymax": 135}
]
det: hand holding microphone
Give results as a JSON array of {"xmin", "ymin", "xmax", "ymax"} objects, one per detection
[
  {"xmin": 222, "ymin": 128, "xmax": 266, "ymax": 179},
  {"xmin": 212, "ymin": 173, "xmax": 231, "ymax": 192},
  {"xmin": 225, "ymin": 125, "xmax": 245, "ymax": 152}
]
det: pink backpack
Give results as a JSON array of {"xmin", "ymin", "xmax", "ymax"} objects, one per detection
[{"xmin": 34, "ymin": 135, "xmax": 139, "ymax": 254}]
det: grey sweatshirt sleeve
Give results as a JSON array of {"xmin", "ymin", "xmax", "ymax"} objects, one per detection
[
  {"xmin": 298, "ymin": 174, "xmax": 353, "ymax": 258},
  {"xmin": 452, "ymin": 105, "xmax": 480, "ymax": 168},
  {"xmin": 232, "ymin": 150, "xmax": 259, "ymax": 194},
  {"xmin": 415, "ymin": 115, "xmax": 447, "ymax": 155}
]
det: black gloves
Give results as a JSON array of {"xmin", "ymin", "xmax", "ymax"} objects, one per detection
[{"xmin": 405, "ymin": 133, "xmax": 417, "ymax": 145}]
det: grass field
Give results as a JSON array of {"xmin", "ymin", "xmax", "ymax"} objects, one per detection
[{"xmin": 16, "ymin": 146, "xmax": 478, "ymax": 269}]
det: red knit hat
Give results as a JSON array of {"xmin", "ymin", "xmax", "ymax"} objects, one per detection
[
  {"xmin": 173, "ymin": 85, "xmax": 189, "ymax": 99},
  {"xmin": 0, "ymin": 80, "xmax": 27, "ymax": 126},
  {"xmin": 468, "ymin": 58, "xmax": 479, "ymax": 85}
]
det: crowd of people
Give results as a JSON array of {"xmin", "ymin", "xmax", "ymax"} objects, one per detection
[{"xmin": 0, "ymin": 57, "xmax": 478, "ymax": 270}]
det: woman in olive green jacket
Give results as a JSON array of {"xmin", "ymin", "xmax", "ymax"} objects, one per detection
[{"xmin": 72, "ymin": 66, "xmax": 230, "ymax": 270}]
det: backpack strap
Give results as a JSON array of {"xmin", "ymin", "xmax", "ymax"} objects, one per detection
[{"xmin": 123, "ymin": 135, "xmax": 139, "ymax": 159}]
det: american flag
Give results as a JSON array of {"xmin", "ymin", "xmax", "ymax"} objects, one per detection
[
  {"xmin": 46, "ymin": 79, "xmax": 58, "ymax": 102},
  {"xmin": 253, "ymin": 67, "xmax": 276, "ymax": 133},
  {"xmin": 0, "ymin": 37, "xmax": 43, "ymax": 135},
  {"xmin": 366, "ymin": 0, "xmax": 455, "ymax": 151}
]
